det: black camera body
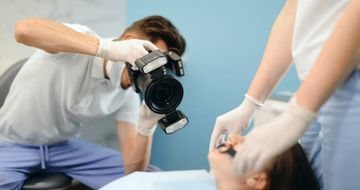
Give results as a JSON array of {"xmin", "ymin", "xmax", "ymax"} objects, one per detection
[{"xmin": 126, "ymin": 50, "xmax": 188, "ymax": 134}]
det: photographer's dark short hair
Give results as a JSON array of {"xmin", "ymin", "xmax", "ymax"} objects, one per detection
[{"xmin": 121, "ymin": 15, "xmax": 186, "ymax": 56}]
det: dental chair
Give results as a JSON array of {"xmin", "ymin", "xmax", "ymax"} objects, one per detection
[{"xmin": 0, "ymin": 58, "xmax": 73, "ymax": 190}]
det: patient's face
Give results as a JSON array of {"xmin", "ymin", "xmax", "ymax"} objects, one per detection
[
  {"xmin": 208, "ymin": 135, "xmax": 269, "ymax": 190},
  {"xmin": 209, "ymin": 136, "xmax": 248, "ymax": 188}
]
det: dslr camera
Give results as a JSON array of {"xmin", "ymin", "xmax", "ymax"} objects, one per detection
[{"xmin": 126, "ymin": 50, "xmax": 188, "ymax": 134}]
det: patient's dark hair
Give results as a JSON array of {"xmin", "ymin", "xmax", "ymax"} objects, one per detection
[
  {"xmin": 265, "ymin": 143, "xmax": 320, "ymax": 190},
  {"xmin": 121, "ymin": 15, "xmax": 186, "ymax": 56}
]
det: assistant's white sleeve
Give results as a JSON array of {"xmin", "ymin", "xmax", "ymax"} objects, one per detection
[{"xmin": 113, "ymin": 91, "xmax": 140, "ymax": 124}]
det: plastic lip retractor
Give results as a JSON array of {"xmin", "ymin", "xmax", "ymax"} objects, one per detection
[{"xmin": 215, "ymin": 131, "xmax": 237, "ymax": 157}]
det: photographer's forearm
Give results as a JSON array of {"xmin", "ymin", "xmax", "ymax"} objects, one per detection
[
  {"xmin": 247, "ymin": 0, "xmax": 296, "ymax": 102},
  {"xmin": 15, "ymin": 17, "xmax": 98, "ymax": 55},
  {"xmin": 124, "ymin": 133, "xmax": 153, "ymax": 174},
  {"xmin": 117, "ymin": 122, "xmax": 153, "ymax": 174}
]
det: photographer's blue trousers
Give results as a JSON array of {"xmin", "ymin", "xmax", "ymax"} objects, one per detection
[{"xmin": 0, "ymin": 138, "xmax": 159, "ymax": 190}]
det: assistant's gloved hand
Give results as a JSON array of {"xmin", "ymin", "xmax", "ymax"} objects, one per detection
[
  {"xmin": 96, "ymin": 38, "xmax": 158, "ymax": 69},
  {"xmin": 135, "ymin": 101, "xmax": 165, "ymax": 136},
  {"xmin": 209, "ymin": 94, "xmax": 264, "ymax": 152},
  {"xmin": 233, "ymin": 97, "xmax": 317, "ymax": 175}
]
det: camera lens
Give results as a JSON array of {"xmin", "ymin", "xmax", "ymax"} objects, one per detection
[
  {"xmin": 145, "ymin": 76, "xmax": 183, "ymax": 114},
  {"xmin": 153, "ymin": 83, "xmax": 172, "ymax": 103}
]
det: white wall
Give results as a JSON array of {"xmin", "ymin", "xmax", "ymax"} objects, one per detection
[
  {"xmin": 0, "ymin": 0, "xmax": 127, "ymax": 75},
  {"xmin": 0, "ymin": 0, "xmax": 127, "ymax": 150}
]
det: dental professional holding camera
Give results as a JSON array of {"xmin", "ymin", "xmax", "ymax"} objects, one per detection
[
  {"xmin": 0, "ymin": 15, "xmax": 186, "ymax": 189},
  {"xmin": 209, "ymin": 0, "xmax": 360, "ymax": 189}
]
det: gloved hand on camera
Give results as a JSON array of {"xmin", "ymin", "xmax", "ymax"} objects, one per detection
[
  {"xmin": 96, "ymin": 38, "xmax": 158, "ymax": 69},
  {"xmin": 232, "ymin": 97, "xmax": 317, "ymax": 175},
  {"xmin": 135, "ymin": 101, "xmax": 165, "ymax": 136},
  {"xmin": 209, "ymin": 94, "xmax": 264, "ymax": 152}
]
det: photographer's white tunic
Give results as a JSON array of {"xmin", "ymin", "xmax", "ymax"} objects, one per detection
[{"xmin": 0, "ymin": 24, "xmax": 140, "ymax": 145}]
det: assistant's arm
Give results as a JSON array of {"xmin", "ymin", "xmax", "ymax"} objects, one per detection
[
  {"xmin": 296, "ymin": 0, "xmax": 360, "ymax": 111},
  {"xmin": 234, "ymin": 0, "xmax": 360, "ymax": 175},
  {"xmin": 247, "ymin": 0, "xmax": 297, "ymax": 102},
  {"xmin": 208, "ymin": 0, "xmax": 298, "ymax": 151}
]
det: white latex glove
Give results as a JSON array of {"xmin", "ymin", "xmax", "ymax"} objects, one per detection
[
  {"xmin": 96, "ymin": 38, "xmax": 158, "ymax": 69},
  {"xmin": 209, "ymin": 94, "xmax": 264, "ymax": 152},
  {"xmin": 233, "ymin": 97, "xmax": 317, "ymax": 175},
  {"xmin": 135, "ymin": 101, "xmax": 165, "ymax": 136}
]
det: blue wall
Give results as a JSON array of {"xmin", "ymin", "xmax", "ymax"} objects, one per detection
[{"xmin": 128, "ymin": 0, "xmax": 300, "ymax": 170}]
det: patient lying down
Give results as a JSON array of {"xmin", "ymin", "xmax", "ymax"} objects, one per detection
[
  {"xmin": 208, "ymin": 135, "xmax": 320, "ymax": 190},
  {"xmin": 101, "ymin": 134, "xmax": 320, "ymax": 190}
]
